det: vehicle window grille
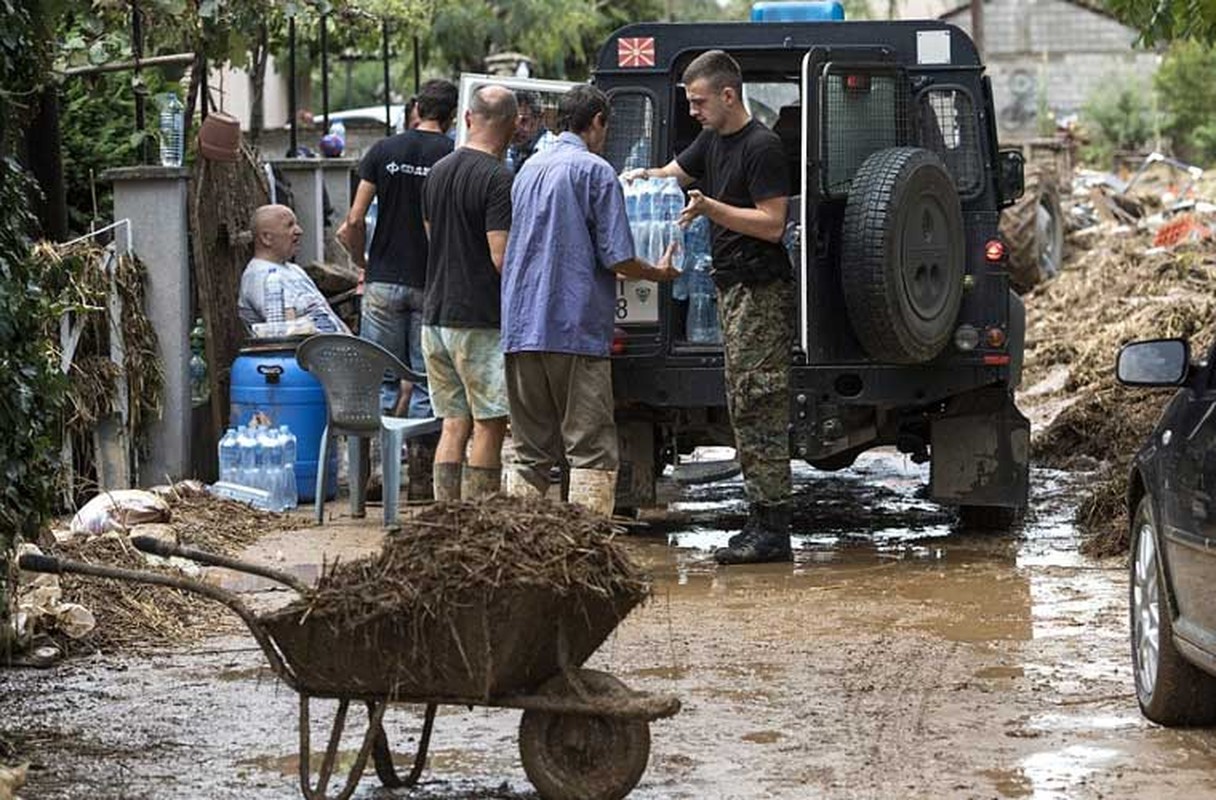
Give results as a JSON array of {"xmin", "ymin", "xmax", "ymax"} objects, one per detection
[
  {"xmin": 605, "ymin": 93, "xmax": 654, "ymax": 173},
  {"xmin": 821, "ymin": 71, "xmax": 909, "ymax": 196},
  {"xmin": 918, "ymin": 88, "xmax": 982, "ymax": 197}
]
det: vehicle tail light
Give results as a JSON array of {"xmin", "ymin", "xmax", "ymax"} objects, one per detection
[
  {"xmin": 984, "ymin": 326, "xmax": 1007, "ymax": 349},
  {"xmin": 984, "ymin": 239, "xmax": 1006, "ymax": 263},
  {"xmin": 611, "ymin": 327, "xmax": 627, "ymax": 355},
  {"xmin": 983, "ymin": 354, "xmax": 1011, "ymax": 366}
]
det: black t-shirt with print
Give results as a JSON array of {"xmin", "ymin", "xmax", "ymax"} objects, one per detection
[
  {"xmin": 358, "ymin": 129, "xmax": 453, "ymax": 288},
  {"xmin": 676, "ymin": 119, "xmax": 790, "ymax": 266},
  {"xmin": 421, "ymin": 148, "xmax": 513, "ymax": 328}
]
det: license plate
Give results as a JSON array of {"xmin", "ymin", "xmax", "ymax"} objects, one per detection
[{"xmin": 617, "ymin": 279, "xmax": 658, "ymax": 323}]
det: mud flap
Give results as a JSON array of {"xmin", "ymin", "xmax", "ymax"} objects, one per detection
[{"xmin": 929, "ymin": 387, "xmax": 1029, "ymax": 508}]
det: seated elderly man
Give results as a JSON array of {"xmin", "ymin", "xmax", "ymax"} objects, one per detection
[{"xmin": 238, "ymin": 204, "xmax": 349, "ymax": 334}]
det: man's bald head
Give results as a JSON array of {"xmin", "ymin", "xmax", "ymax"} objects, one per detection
[
  {"xmin": 466, "ymin": 85, "xmax": 518, "ymax": 154},
  {"xmin": 252, "ymin": 204, "xmax": 302, "ymax": 264}
]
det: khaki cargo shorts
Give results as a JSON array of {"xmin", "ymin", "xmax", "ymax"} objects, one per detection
[{"xmin": 421, "ymin": 325, "xmax": 509, "ymax": 420}]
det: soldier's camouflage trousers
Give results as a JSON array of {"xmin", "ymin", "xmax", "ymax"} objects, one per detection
[{"xmin": 718, "ymin": 277, "xmax": 794, "ymax": 505}]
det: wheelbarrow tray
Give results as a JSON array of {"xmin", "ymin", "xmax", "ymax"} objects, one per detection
[{"xmin": 260, "ymin": 584, "xmax": 644, "ymax": 701}]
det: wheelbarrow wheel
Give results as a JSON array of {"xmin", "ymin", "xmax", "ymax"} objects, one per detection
[{"xmin": 518, "ymin": 669, "xmax": 651, "ymax": 800}]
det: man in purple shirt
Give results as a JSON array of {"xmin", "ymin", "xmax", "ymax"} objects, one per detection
[{"xmin": 501, "ymin": 85, "xmax": 679, "ymax": 516}]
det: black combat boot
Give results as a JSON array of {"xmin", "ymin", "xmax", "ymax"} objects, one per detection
[{"xmin": 715, "ymin": 503, "xmax": 792, "ymax": 565}]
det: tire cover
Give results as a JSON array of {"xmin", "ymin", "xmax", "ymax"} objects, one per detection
[{"xmin": 841, "ymin": 147, "xmax": 965, "ymax": 364}]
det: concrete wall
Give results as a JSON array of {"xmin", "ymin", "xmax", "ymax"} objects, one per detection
[{"xmin": 943, "ymin": 0, "xmax": 1160, "ymax": 139}]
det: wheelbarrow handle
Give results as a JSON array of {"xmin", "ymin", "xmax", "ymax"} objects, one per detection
[
  {"xmin": 17, "ymin": 550, "xmax": 299, "ymax": 688},
  {"xmin": 130, "ymin": 535, "xmax": 312, "ymax": 595}
]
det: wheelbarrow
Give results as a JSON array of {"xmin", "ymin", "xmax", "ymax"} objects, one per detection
[{"xmin": 18, "ymin": 536, "xmax": 680, "ymax": 800}]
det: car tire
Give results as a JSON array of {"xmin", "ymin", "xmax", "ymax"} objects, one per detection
[
  {"xmin": 1130, "ymin": 493, "xmax": 1216, "ymax": 726},
  {"xmin": 1000, "ymin": 164, "xmax": 1063, "ymax": 294},
  {"xmin": 841, "ymin": 147, "xmax": 965, "ymax": 365}
]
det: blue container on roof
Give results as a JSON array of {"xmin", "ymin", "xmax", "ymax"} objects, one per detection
[{"xmin": 750, "ymin": 1, "xmax": 845, "ymax": 22}]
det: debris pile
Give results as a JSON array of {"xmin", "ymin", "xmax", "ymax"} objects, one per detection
[
  {"xmin": 299, "ymin": 495, "xmax": 650, "ymax": 629},
  {"xmin": 1022, "ymin": 215, "xmax": 1216, "ymax": 554},
  {"xmin": 23, "ymin": 489, "xmax": 299, "ymax": 653}
]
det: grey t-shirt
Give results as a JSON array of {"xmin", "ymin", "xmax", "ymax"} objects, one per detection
[{"xmin": 238, "ymin": 258, "xmax": 349, "ymax": 333}]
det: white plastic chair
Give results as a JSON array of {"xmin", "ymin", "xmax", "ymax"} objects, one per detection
[{"xmin": 296, "ymin": 333, "xmax": 441, "ymax": 527}]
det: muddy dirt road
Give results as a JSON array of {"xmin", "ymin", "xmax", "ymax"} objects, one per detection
[{"xmin": 5, "ymin": 451, "xmax": 1216, "ymax": 799}]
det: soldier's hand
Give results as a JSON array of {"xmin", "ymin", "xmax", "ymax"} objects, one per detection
[
  {"xmin": 652, "ymin": 242, "xmax": 681, "ymax": 282},
  {"xmin": 679, "ymin": 189, "xmax": 709, "ymax": 226}
]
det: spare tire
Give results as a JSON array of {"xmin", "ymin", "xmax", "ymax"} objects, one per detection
[
  {"xmin": 1000, "ymin": 164, "xmax": 1064, "ymax": 294},
  {"xmin": 841, "ymin": 147, "xmax": 965, "ymax": 364}
]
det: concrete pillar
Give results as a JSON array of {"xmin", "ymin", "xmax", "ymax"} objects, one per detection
[
  {"xmin": 103, "ymin": 165, "xmax": 191, "ymax": 486},
  {"xmin": 267, "ymin": 157, "xmax": 357, "ymax": 266}
]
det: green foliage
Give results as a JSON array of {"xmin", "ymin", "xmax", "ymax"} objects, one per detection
[
  {"xmin": 1154, "ymin": 39, "xmax": 1216, "ymax": 165},
  {"xmin": 1102, "ymin": 0, "xmax": 1216, "ymax": 45},
  {"xmin": 61, "ymin": 72, "xmax": 171, "ymax": 235},
  {"xmin": 1079, "ymin": 77, "xmax": 1160, "ymax": 168},
  {"xmin": 0, "ymin": 158, "xmax": 69, "ymax": 641}
]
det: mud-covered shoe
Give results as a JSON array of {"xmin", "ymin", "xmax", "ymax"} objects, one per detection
[{"xmin": 714, "ymin": 530, "xmax": 793, "ymax": 564}]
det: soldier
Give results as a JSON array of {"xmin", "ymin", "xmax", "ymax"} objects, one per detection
[{"xmin": 626, "ymin": 49, "xmax": 794, "ymax": 564}]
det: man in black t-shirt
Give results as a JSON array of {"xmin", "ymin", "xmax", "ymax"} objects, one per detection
[
  {"xmin": 421, "ymin": 85, "xmax": 517, "ymax": 502},
  {"xmin": 338, "ymin": 79, "xmax": 456, "ymax": 501},
  {"xmin": 628, "ymin": 49, "xmax": 794, "ymax": 565}
]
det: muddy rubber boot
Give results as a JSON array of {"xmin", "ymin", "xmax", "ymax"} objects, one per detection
[
  {"xmin": 462, "ymin": 465, "xmax": 501, "ymax": 501},
  {"xmin": 715, "ymin": 504, "xmax": 792, "ymax": 565},
  {"xmin": 505, "ymin": 465, "xmax": 545, "ymax": 499},
  {"xmin": 406, "ymin": 440, "xmax": 436, "ymax": 503},
  {"xmin": 433, "ymin": 462, "xmax": 462, "ymax": 502},
  {"xmin": 568, "ymin": 468, "xmax": 618, "ymax": 517},
  {"xmin": 726, "ymin": 505, "xmax": 765, "ymax": 548}
]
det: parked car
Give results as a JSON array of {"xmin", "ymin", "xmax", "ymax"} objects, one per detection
[{"xmin": 1117, "ymin": 337, "xmax": 1216, "ymax": 725}]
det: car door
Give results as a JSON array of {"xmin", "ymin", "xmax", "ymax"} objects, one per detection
[{"xmin": 1162, "ymin": 345, "xmax": 1216, "ymax": 650}]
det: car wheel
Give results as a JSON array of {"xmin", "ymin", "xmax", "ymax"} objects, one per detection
[
  {"xmin": 1001, "ymin": 165, "xmax": 1063, "ymax": 294},
  {"xmin": 1130, "ymin": 494, "xmax": 1216, "ymax": 725}
]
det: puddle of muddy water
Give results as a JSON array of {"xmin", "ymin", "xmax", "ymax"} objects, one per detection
[{"xmin": 11, "ymin": 450, "xmax": 1216, "ymax": 799}]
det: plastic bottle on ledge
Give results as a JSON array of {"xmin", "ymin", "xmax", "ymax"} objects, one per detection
[
  {"xmin": 158, "ymin": 92, "xmax": 184, "ymax": 168},
  {"xmin": 264, "ymin": 266, "xmax": 285, "ymax": 325}
]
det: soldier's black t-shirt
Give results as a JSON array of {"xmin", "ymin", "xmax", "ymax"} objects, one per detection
[
  {"xmin": 676, "ymin": 119, "xmax": 790, "ymax": 266},
  {"xmin": 358, "ymin": 129, "xmax": 453, "ymax": 288},
  {"xmin": 421, "ymin": 148, "xmax": 513, "ymax": 328}
]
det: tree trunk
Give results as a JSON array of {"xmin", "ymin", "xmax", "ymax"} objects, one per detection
[{"xmin": 249, "ymin": 24, "xmax": 269, "ymax": 143}]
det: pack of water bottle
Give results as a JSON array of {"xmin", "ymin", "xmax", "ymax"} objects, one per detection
[
  {"xmin": 217, "ymin": 423, "xmax": 299, "ymax": 512},
  {"xmin": 622, "ymin": 176, "xmax": 685, "ymax": 268}
]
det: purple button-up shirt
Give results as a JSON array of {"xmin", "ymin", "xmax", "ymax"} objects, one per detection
[{"xmin": 502, "ymin": 132, "xmax": 635, "ymax": 357}]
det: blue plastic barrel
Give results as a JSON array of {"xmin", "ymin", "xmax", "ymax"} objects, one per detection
[{"xmin": 229, "ymin": 340, "xmax": 337, "ymax": 502}]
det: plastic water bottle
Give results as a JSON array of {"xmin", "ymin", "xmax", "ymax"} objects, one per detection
[
  {"xmin": 279, "ymin": 425, "xmax": 299, "ymax": 510},
  {"xmin": 159, "ymin": 92, "xmax": 184, "ymax": 168},
  {"xmin": 364, "ymin": 197, "xmax": 378, "ymax": 262},
  {"xmin": 236, "ymin": 425, "xmax": 259, "ymax": 488},
  {"xmin": 218, "ymin": 427, "xmax": 239, "ymax": 483},
  {"xmin": 259, "ymin": 425, "xmax": 284, "ymax": 510},
  {"xmin": 659, "ymin": 178, "xmax": 685, "ymax": 268},
  {"xmin": 686, "ymin": 255, "xmax": 720, "ymax": 344},
  {"xmin": 264, "ymin": 266, "xmax": 285, "ymax": 324}
]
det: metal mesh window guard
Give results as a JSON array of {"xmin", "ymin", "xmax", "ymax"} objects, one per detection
[
  {"xmin": 605, "ymin": 93, "xmax": 654, "ymax": 172},
  {"xmin": 821, "ymin": 71, "xmax": 909, "ymax": 196},
  {"xmin": 918, "ymin": 88, "xmax": 982, "ymax": 197}
]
